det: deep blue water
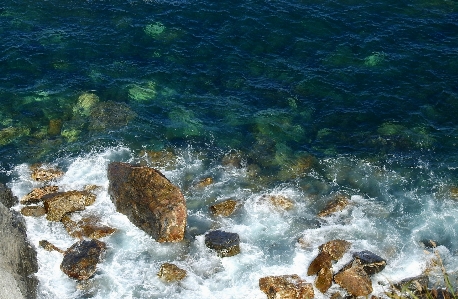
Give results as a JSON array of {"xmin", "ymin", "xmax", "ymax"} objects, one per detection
[{"xmin": 2, "ymin": 0, "xmax": 458, "ymax": 297}]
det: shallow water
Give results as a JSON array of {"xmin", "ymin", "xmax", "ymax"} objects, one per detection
[{"xmin": 2, "ymin": 0, "xmax": 458, "ymax": 298}]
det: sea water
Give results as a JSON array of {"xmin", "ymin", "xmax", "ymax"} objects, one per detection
[{"xmin": 2, "ymin": 0, "xmax": 458, "ymax": 298}]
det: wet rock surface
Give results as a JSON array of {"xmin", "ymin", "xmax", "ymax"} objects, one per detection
[
  {"xmin": 209, "ymin": 199, "xmax": 238, "ymax": 217},
  {"xmin": 352, "ymin": 250, "xmax": 386, "ymax": 275},
  {"xmin": 318, "ymin": 194, "xmax": 349, "ymax": 217},
  {"xmin": 21, "ymin": 186, "xmax": 59, "ymax": 205},
  {"xmin": 334, "ymin": 265, "xmax": 373, "ymax": 297},
  {"xmin": 259, "ymin": 274, "xmax": 314, "ymax": 299},
  {"xmin": 157, "ymin": 263, "xmax": 187, "ymax": 282},
  {"xmin": 61, "ymin": 214, "xmax": 116, "ymax": 239},
  {"xmin": 21, "ymin": 206, "xmax": 46, "ymax": 217},
  {"xmin": 43, "ymin": 191, "xmax": 96, "ymax": 221},
  {"xmin": 107, "ymin": 162, "xmax": 187, "ymax": 242},
  {"xmin": 205, "ymin": 230, "xmax": 240, "ymax": 257},
  {"xmin": 60, "ymin": 239, "xmax": 106, "ymax": 280},
  {"xmin": 30, "ymin": 165, "xmax": 64, "ymax": 182}
]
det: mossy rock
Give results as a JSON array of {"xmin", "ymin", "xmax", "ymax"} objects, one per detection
[
  {"xmin": 0, "ymin": 126, "xmax": 30, "ymax": 145},
  {"xmin": 166, "ymin": 107, "xmax": 203, "ymax": 138},
  {"xmin": 89, "ymin": 101, "xmax": 136, "ymax": 131},
  {"xmin": 128, "ymin": 82, "xmax": 157, "ymax": 102},
  {"xmin": 73, "ymin": 93, "xmax": 100, "ymax": 117}
]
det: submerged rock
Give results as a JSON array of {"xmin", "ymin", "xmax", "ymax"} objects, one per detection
[
  {"xmin": 89, "ymin": 101, "xmax": 136, "ymax": 131},
  {"xmin": 259, "ymin": 274, "xmax": 314, "ymax": 299},
  {"xmin": 39, "ymin": 240, "xmax": 64, "ymax": 253},
  {"xmin": 196, "ymin": 177, "xmax": 213, "ymax": 188},
  {"xmin": 21, "ymin": 206, "xmax": 46, "ymax": 217},
  {"xmin": 318, "ymin": 194, "xmax": 349, "ymax": 217},
  {"xmin": 107, "ymin": 162, "xmax": 187, "ymax": 242},
  {"xmin": 21, "ymin": 185, "xmax": 59, "ymax": 205},
  {"xmin": 205, "ymin": 230, "xmax": 240, "ymax": 257},
  {"xmin": 334, "ymin": 265, "xmax": 373, "ymax": 297},
  {"xmin": 43, "ymin": 191, "xmax": 96, "ymax": 221},
  {"xmin": 61, "ymin": 214, "xmax": 116, "ymax": 239},
  {"xmin": 261, "ymin": 194, "xmax": 294, "ymax": 211},
  {"xmin": 209, "ymin": 199, "xmax": 238, "ymax": 217},
  {"xmin": 60, "ymin": 239, "xmax": 106, "ymax": 280},
  {"xmin": 30, "ymin": 165, "xmax": 64, "ymax": 182},
  {"xmin": 157, "ymin": 263, "xmax": 187, "ymax": 282},
  {"xmin": 73, "ymin": 93, "xmax": 99, "ymax": 117}
]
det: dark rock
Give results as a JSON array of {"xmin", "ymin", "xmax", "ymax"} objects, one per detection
[
  {"xmin": 39, "ymin": 240, "xmax": 64, "ymax": 253},
  {"xmin": 30, "ymin": 164, "xmax": 64, "ymax": 182},
  {"xmin": 315, "ymin": 266, "xmax": 333, "ymax": 293},
  {"xmin": 205, "ymin": 230, "xmax": 240, "ymax": 257},
  {"xmin": 48, "ymin": 119, "xmax": 63, "ymax": 136},
  {"xmin": 20, "ymin": 206, "xmax": 46, "ymax": 217},
  {"xmin": 0, "ymin": 182, "xmax": 18, "ymax": 208},
  {"xmin": 307, "ymin": 251, "xmax": 331, "ymax": 276},
  {"xmin": 352, "ymin": 250, "xmax": 386, "ymax": 275},
  {"xmin": 107, "ymin": 162, "xmax": 187, "ymax": 242},
  {"xmin": 420, "ymin": 239, "xmax": 439, "ymax": 249},
  {"xmin": 61, "ymin": 214, "xmax": 116, "ymax": 239},
  {"xmin": 221, "ymin": 150, "xmax": 243, "ymax": 168},
  {"xmin": 21, "ymin": 186, "xmax": 59, "ymax": 205},
  {"xmin": 60, "ymin": 239, "xmax": 106, "ymax": 280},
  {"xmin": 157, "ymin": 263, "xmax": 187, "ymax": 282},
  {"xmin": 43, "ymin": 191, "xmax": 96, "ymax": 221},
  {"xmin": 319, "ymin": 239, "xmax": 351, "ymax": 260},
  {"xmin": 0, "ymin": 189, "xmax": 38, "ymax": 299},
  {"xmin": 209, "ymin": 199, "xmax": 238, "ymax": 217},
  {"xmin": 334, "ymin": 265, "xmax": 373, "ymax": 297},
  {"xmin": 318, "ymin": 194, "xmax": 349, "ymax": 217},
  {"xmin": 259, "ymin": 274, "xmax": 315, "ymax": 299},
  {"xmin": 390, "ymin": 275, "xmax": 429, "ymax": 297}
]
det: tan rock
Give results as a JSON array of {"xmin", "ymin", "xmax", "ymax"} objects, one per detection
[
  {"xmin": 196, "ymin": 177, "xmax": 213, "ymax": 188},
  {"xmin": 20, "ymin": 206, "xmax": 46, "ymax": 217},
  {"xmin": 262, "ymin": 194, "xmax": 294, "ymax": 210},
  {"xmin": 334, "ymin": 265, "xmax": 373, "ymax": 297},
  {"xmin": 30, "ymin": 164, "xmax": 64, "ymax": 182},
  {"xmin": 61, "ymin": 214, "xmax": 116, "ymax": 239},
  {"xmin": 450, "ymin": 187, "xmax": 458, "ymax": 199},
  {"xmin": 318, "ymin": 194, "xmax": 349, "ymax": 217},
  {"xmin": 307, "ymin": 251, "xmax": 332, "ymax": 276},
  {"xmin": 43, "ymin": 191, "xmax": 96, "ymax": 221},
  {"xmin": 157, "ymin": 263, "xmax": 187, "ymax": 282},
  {"xmin": 259, "ymin": 274, "xmax": 314, "ymax": 299},
  {"xmin": 315, "ymin": 267, "xmax": 333, "ymax": 293},
  {"xmin": 107, "ymin": 162, "xmax": 187, "ymax": 242},
  {"xmin": 319, "ymin": 239, "xmax": 351, "ymax": 260},
  {"xmin": 209, "ymin": 199, "xmax": 237, "ymax": 217},
  {"xmin": 21, "ymin": 185, "xmax": 59, "ymax": 205}
]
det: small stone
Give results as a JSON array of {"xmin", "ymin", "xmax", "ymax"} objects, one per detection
[
  {"xmin": 21, "ymin": 186, "xmax": 59, "ymax": 205},
  {"xmin": 315, "ymin": 267, "xmax": 333, "ymax": 293},
  {"xmin": 209, "ymin": 199, "xmax": 238, "ymax": 217},
  {"xmin": 307, "ymin": 251, "xmax": 332, "ymax": 276},
  {"xmin": 43, "ymin": 191, "xmax": 96, "ymax": 221},
  {"xmin": 39, "ymin": 240, "xmax": 64, "ymax": 253},
  {"xmin": 157, "ymin": 263, "xmax": 187, "ymax": 282},
  {"xmin": 48, "ymin": 119, "xmax": 63, "ymax": 136},
  {"xmin": 30, "ymin": 164, "xmax": 64, "ymax": 182},
  {"xmin": 334, "ymin": 265, "xmax": 373, "ymax": 297},
  {"xmin": 319, "ymin": 239, "xmax": 351, "ymax": 260},
  {"xmin": 196, "ymin": 177, "xmax": 213, "ymax": 188},
  {"xmin": 221, "ymin": 150, "xmax": 243, "ymax": 168},
  {"xmin": 61, "ymin": 215, "xmax": 116, "ymax": 239},
  {"xmin": 60, "ymin": 239, "xmax": 106, "ymax": 280},
  {"xmin": 205, "ymin": 230, "xmax": 240, "ymax": 257},
  {"xmin": 318, "ymin": 194, "xmax": 349, "ymax": 217},
  {"xmin": 259, "ymin": 274, "xmax": 314, "ymax": 299},
  {"xmin": 21, "ymin": 206, "xmax": 46, "ymax": 217}
]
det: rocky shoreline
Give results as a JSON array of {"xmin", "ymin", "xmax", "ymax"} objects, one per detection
[{"xmin": 0, "ymin": 183, "xmax": 38, "ymax": 299}]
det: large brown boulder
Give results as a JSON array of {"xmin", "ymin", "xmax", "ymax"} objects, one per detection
[
  {"xmin": 259, "ymin": 274, "xmax": 314, "ymax": 299},
  {"xmin": 43, "ymin": 191, "xmax": 96, "ymax": 221},
  {"xmin": 60, "ymin": 239, "xmax": 106, "ymax": 280},
  {"xmin": 107, "ymin": 162, "xmax": 187, "ymax": 242}
]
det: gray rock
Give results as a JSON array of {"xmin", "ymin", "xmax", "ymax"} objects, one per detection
[
  {"xmin": 0, "ymin": 184, "xmax": 38, "ymax": 299},
  {"xmin": 0, "ymin": 183, "xmax": 18, "ymax": 208}
]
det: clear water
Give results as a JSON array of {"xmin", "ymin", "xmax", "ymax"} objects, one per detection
[{"xmin": 2, "ymin": 0, "xmax": 458, "ymax": 298}]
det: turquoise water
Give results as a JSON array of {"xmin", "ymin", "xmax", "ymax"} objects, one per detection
[{"xmin": 2, "ymin": 0, "xmax": 458, "ymax": 298}]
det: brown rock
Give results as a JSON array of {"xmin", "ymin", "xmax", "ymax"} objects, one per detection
[
  {"xmin": 157, "ymin": 263, "xmax": 187, "ymax": 282},
  {"xmin": 20, "ymin": 206, "xmax": 46, "ymax": 217},
  {"xmin": 196, "ymin": 177, "xmax": 213, "ymax": 188},
  {"xmin": 221, "ymin": 150, "xmax": 243, "ymax": 168},
  {"xmin": 259, "ymin": 274, "xmax": 314, "ymax": 299},
  {"xmin": 60, "ymin": 239, "xmax": 106, "ymax": 280},
  {"xmin": 318, "ymin": 194, "xmax": 349, "ymax": 217},
  {"xmin": 30, "ymin": 164, "xmax": 64, "ymax": 181},
  {"xmin": 352, "ymin": 250, "xmax": 386, "ymax": 276},
  {"xmin": 209, "ymin": 199, "xmax": 238, "ymax": 217},
  {"xmin": 319, "ymin": 239, "xmax": 351, "ymax": 260},
  {"xmin": 43, "ymin": 191, "xmax": 96, "ymax": 221},
  {"xmin": 48, "ymin": 119, "xmax": 63, "ymax": 136},
  {"xmin": 21, "ymin": 185, "xmax": 59, "ymax": 205},
  {"xmin": 39, "ymin": 240, "xmax": 64, "ymax": 253},
  {"xmin": 262, "ymin": 194, "xmax": 294, "ymax": 210},
  {"xmin": 334, "ymin": 265, "xmax": 373, "ymax": 297},
  {"xmin": 61, "ymin": 215, "xmax": 116, "ymax": 239},
  {"xmin": 107, "ymin": 162, "xmax": 187, "ymax": 242},
  {"xmin": 307, "ymin": 252, "xmax": 332, "ymax": 276},
  {"xmin": 315, "ymin": 267, "xmax": 333, "ymax": 293}
]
